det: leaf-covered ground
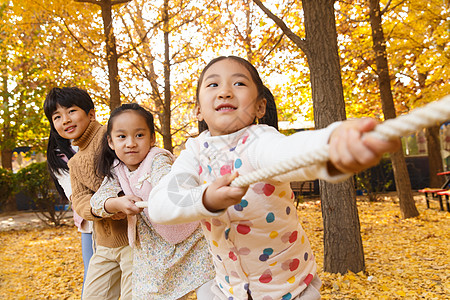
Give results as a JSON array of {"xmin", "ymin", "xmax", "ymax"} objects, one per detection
[
  {"xmin": 0, "ymin": 193, "xmax": 448, "ymax": 299},
  {"xmin": 304, "ymin": 194, "xmax": 449, "ymax": 299},
  {"xmin": 0, "ymin": 226, "xmax": 83, "ymax": 299}
]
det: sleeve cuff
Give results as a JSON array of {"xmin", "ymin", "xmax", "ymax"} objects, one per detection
[
  {"xmin": 90, "ymin": 176, "xmax": 122, "ymax": 218},
  {"xmin": 195, "ymin": 184, "xmax": 227, "ymax": 217}
]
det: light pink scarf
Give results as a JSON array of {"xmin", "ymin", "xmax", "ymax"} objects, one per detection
[{"xmin": 114, "ymin": 147, "xmax": 199, "ymax": 246}]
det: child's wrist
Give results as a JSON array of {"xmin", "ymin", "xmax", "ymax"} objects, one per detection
[
  {"xmin": 202, "ymin": 189, "xmax": 218, "ymax": 212},
  {"xmin": 104, "ymin": 197, "xmax": 118, "ymax": 214}
]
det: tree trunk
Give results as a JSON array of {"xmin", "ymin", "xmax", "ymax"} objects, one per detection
[
  {"xmin": 125, "ymin": 4, "xmax": 166, "ymax": 145},
  {"xmin": 255, "ymin": 0, "xmax": 365, "ymax": 274},
  {"xmin": 161, "ymin": 0, "xmax": 173, "ymax": 153},
  {"xmin": 321, "ymin": 180, "xmax": 364, "ymax": 272},
  {"xmin": 244, "ymin": 0, "xmax": 253, "ymax": 62},
  {"xmin": 418, "ymin": 71, "xmax": 444, "ymax": 188},
  {"xmin": 1, "ymin": 71, "xmax": 13, "ymax": 170},
  {"xmin": 303, "ymin": 0, "xmax": 365, "ymax": 274},
  {"xmin": 100, "ymin": 0, "xmax": 122, "ymax": 110},
  {"xmin": 389, "ymin": 151, "xmax": 418, "ymax": 217},
  {"xmin": 1, "ymin": 148, "xmax": 12, "ymax": 170},
  {"xmin": 4, "ymin": 195, "xmax": 17, "ymax": 212},
  {"xmin": 426, "ymin": 125, "xmax": 445, "ymax": 187},
  {"xmin": 369, "ymin": 0, "xmax": 419, "ymax": 219},
  {"xmin": 76, "ymin": 0, "xmax": 131, "ymax": 109}
]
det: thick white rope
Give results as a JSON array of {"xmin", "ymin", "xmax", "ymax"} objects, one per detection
[
  {"xmin": 230, "ymin": 95, "xmax": 450, "ymax": 187},
  {"xmin": 135, "ymin": 96, "xmax": 450, "ymax": 208}
]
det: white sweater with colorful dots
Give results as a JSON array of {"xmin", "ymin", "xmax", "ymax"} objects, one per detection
[{"xmin": 149, "ymin": 124, "xmax": 350, "ymax": 300}]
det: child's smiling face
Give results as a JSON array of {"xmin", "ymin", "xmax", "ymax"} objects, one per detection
[
  {"xmin": 197, "ymin": 59, "xmax": 266, "ymax": 136},
  {"xmin": 52, "ymin": 104, "xmax": 95, "ymax": 140}
]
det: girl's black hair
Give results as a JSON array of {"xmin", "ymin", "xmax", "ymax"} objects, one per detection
[
  {"xmin": 46, "ymin": 130, "xmax": 76, "ymax": 202},
  {"xmin": 47, "ymin": 129, "xmax": 75, "ymax": 175},
  {"xmin": 196, "ymin": 56, "xmax": 278, "ymax": 133},
  {"xmin": 96, "ymin": 103, "xmax": 155, "ymax": 179},
  {"xmin": 259, "ymin": 86, "xmax": 278, "ymax": 130}
]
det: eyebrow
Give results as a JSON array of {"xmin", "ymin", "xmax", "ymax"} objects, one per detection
[
  {"xmin": 51, "ymin": 105, "xmax": 74, "ymax": 116},
  {"xmin": 204, "ymin": 73, "xmax": 250, "ymax": 82},
  {"xmin": 114, "ymin": 128, "xmax": 148, "ymax": 132}
]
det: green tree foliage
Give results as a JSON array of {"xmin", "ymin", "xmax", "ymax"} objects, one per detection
[
  {"xmin": 15, "ymin": 162, "xmax": 68, "ymax": 227},
  {"xmin": 0, "ymin": 2, "xmax": 51, "ymax": 169}
]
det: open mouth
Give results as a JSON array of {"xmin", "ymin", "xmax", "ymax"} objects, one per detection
[
  {"xmin": 65, "ymin": 126, "xmax": 76, "ymax": 132},
  {"xmin": 216, "ymin": 104, "xmax": 237, "ymax": 111}
]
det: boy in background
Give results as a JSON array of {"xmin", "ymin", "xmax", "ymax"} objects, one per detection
[{"xmin": 44, "ymin": 87, "xmax": 132, "ymax": 299}]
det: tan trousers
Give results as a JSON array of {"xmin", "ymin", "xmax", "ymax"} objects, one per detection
[{"xmin": 82, "ymin": 245, "xmax": 133, "ymax": 300}]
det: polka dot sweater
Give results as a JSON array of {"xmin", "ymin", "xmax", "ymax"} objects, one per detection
[{"xmin": 149, "ymin": 124, "xmax": 350, "ymax": 300}]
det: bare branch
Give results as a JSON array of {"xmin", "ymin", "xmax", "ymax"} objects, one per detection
[
  {"xmin": 335, "ymin": 9, "xmax": 369, "ymax": 22},
  {"xmin": 61, "ymin": 19, "xmax": 101, "ymax": 58},
  {"xmin": 172, "ymin": 53, "xmax": 202, "ymax": 66},
  {"xmin": 359, "ymin": 54, "xmax": 378, "ymax": 75},
  {"xmin": 75, "ymin": 0, "xmax": 132, "ymax": 6},
  {"xmin": 252, "ymin": 0, "xmax": 307, "ymax": 53},
  {"xmin": 74, "ymin": 0, "xmax": 101, "ymax": 5},
  {"xmin": 225, "ymin": 1, "xmax": 246, "ymax": 44},
  {"xmin": 380, "ymin": 0, "xmax": 393, "ymax": 15},
  {"xmin": 111, "ymin": 0, "xmax": 132, "ymax": 5},
  {"xmin": 171, "ymin": 123, "xmax": 190, "ymax": 135},
  {"xmin": 119, "ymin": 5, "xmax": 163, "ymax": 108},
  {"xmin": 171, "ymin": 99, "xmax": 195, "ymax": 112},
  {"xmin": 261, "ymin": 33, "xmax": 284, "ymax": 61}
]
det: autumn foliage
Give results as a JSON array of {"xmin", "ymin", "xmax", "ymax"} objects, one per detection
[{"xmin": 0, "ymin": 193, "xmax": 448, "ymax": 299}]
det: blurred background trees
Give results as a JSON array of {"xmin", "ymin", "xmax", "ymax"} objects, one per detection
[{"xmin": 1, "ymin": 0, "xmax": 448, "ymax": 157}]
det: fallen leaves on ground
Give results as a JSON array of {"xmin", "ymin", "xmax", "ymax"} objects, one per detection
[
  {"xmin": 0, "ymin": 193, "xmax": 448, "ymax": 299},
  {"xmin": 0, "ymin": 226, "xmax": 83, "ymax": 299},
  {"xmin": 298, "ymin": 194, "xmax": 449, "ymax": 299}
]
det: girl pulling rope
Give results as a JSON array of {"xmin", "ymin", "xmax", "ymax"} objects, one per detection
[{"xmin": 146, "ymin": 56, "xmax": 448, "ymax": 300}]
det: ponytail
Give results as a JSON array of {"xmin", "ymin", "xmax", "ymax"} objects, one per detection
[
  {"xmin": 95, "ymin": 132, "xmax": 119, "ymax": 179},
  {"xmin": 258, "ymin": 86, "xmax": 278, "ymax": 130}
]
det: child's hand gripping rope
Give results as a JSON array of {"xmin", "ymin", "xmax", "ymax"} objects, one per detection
[{"xmin": 327, "ymin": 118, "xmax": 401, "ymax": 175}]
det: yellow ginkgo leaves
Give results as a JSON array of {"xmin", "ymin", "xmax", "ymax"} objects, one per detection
[{"xmin": 0, "ymin": 193, "xmax": 448, "ymax": 299}]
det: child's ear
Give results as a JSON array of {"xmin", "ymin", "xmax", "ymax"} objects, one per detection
[
  {"xmin": 107, "ymin": 136, "xmax": 115, "ymax": 151},
  {"xmin": 150, "ymin": 132, "xmax": 156, "ymax": 147},
  {"xmin": 196, "ymin": 106, "xmax": 204, "ymax": 121},
  {"xmin": 88, "ymin": 109, "xmax": 96, "ymax": 121},
  {"xmin": 255, "ymin": 98, "xmax": 267, "ymax": 119}
]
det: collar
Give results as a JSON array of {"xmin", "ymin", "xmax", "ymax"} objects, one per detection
[{"xmin": 72, "ymin": 121, "xmax": 102, "ymax": 151}]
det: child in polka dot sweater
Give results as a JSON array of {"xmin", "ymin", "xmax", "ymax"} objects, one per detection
[{"xmin": 148, "ymin": 56, "xmax": 399, "ymax": 300}]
